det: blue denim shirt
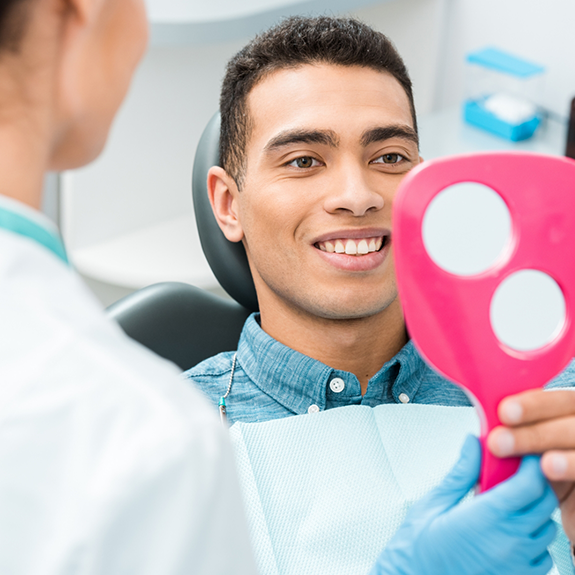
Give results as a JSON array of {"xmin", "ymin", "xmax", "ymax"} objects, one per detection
[{"xmin": 184, "ymin": 313, "xmax": 575, "ymax": 425}]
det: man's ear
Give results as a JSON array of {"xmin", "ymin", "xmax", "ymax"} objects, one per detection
[{"xmin": 207, "ymin": 166, "xmax": 244, "ymax": 243}]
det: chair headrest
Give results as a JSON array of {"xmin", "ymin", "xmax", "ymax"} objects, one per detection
[{"xmin": 192, "ymin": 112, "xmax": 259, "ymax": 312}]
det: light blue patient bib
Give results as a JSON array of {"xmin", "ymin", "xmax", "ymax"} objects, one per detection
[{"xmin": 230, "ymin": 404, "xmax": 572, "ymax": 575}]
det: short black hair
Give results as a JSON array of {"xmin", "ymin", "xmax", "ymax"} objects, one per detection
[
  {"xmin": 0, "ymin": 0, "xmax": 32, "ymax": 53},
  {"xmin": 219, "ymin": 15, "xmax": 417, "ymax": 188}
]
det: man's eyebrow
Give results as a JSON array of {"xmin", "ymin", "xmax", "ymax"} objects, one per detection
[
  {"xmin": 360, "ymin": 125, "xmax": 419, "ymax": 148},
  {"xmin": 263, "ymin": 129, "xmax": 340, "ymax": 152}
]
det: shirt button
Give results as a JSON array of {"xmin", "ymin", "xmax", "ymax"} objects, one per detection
[
  {"xmin": 398, "ymin": 393, "xmax": 410, "ymax": 404},
  {"xmin": 329, "ymin": 378, "xmax": 345, "ymax": 393},
  {"xmin": 308, "ymin": 404, "xmax": 320, "ymax": 414}
]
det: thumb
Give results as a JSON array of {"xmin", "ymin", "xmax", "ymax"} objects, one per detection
[{"xmin": 421, "ymin": 435, "xmax": 481, "ymax": 515}]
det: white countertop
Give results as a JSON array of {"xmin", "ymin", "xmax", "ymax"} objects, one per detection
[{"xmin": 419, "ymin": 107, "xmax": 567, "ymax": 160}]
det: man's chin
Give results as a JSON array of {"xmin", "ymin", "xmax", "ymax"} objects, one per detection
[
  {"xmin": 303, "ymin": 297, "xmax": 398, "ymax": 322},
  {"xmin": 257, "ymin": 275, "xmax": 399, "ymax": 323}
]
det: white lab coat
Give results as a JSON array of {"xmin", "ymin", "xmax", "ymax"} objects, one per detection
[{"xmin": 0, "ymin": 219, "xmax": 257, "ymax": 574}]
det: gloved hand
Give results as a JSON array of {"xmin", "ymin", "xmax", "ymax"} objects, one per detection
[{"xmin": 370, "ymin": 435, "xmax": 557, "ymax": 575}]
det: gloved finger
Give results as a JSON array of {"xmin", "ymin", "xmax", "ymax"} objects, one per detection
[
  {"xmin": 504, "ymin": 481, "xmax": 559, "ymax": 537},
  {"xmin": 419, "ymin": 435, "xmax": 480, "ymax": 515},
  {"xmin": 528, "ymin": 519, "xmax": 557, "ymax": 557},
  {"xmin": 484, "ymin": 456, "xmax": 550, "ymax": 513},
  {"xmin": 529, "ymin": 550, "xmax": 554, "ymax": 574},
  {"xmin": 516, "ymin": 482, "xmax": 559, "ymax": 531}
]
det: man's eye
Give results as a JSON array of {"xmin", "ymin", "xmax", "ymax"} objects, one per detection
[
  {"xmin": 288, "ymin": 156, "xmax": 320, "ymax": 169},
  {"xmin": 372, "ymin": 153, "xmax": 404, "ymax": 165}
]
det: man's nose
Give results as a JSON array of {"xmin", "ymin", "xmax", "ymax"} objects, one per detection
[{"xmin": 322, "ymin": 167, "xmax": 384, "ymax": 216}]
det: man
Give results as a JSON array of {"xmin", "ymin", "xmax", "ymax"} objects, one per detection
[{"xmin": 185, "ymin": 16, "xmax": 575, "ymax": 543}]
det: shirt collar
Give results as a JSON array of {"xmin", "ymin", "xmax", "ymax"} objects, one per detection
[
  {"xmin": 0, "ymin": 195, "xmax": 68, "ymax": 264},
  {"xmin": 237, "ymin": 314, "xmax": 428, "ymax": 415},
  {"xmin": 369, "ymin": 339, "xmax": 428, "ymax": 403}
]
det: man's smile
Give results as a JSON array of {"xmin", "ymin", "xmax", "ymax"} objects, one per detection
[
  {"xmin": 315, "ymin": 235, "xmax": 386, "ymax": 255},
  {"xmin": 311, "ymin": 229, "xmax": 391, "ymax": 271}
]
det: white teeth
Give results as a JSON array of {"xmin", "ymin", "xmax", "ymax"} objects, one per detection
[
  {"xmin": 357, "ymin": 239, "xmax": 369, "ymax": 255},
  {"xmin": 317, "ymin": 236, "xmax": 385, "ymax": 255}
]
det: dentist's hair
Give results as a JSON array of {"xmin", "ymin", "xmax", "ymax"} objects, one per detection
[
  {"xmin": 219, "ymin": 16, "xmax": 417, "ymax": 188},
  {"xmin": 0, "ymin": 0, "xmax": 31, "ymax": 52}
]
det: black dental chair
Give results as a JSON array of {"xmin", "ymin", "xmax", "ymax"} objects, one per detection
[{"xmin": 107, "ymin": 112, "xmax": 258, "ymax": 371}]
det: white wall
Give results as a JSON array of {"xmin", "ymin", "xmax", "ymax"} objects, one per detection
[
  {"xmin": 436, "ymin": 0, "xmax": 575, "ymax": 118},
  {"xmin": 63, "ymin": 38, "xmax": 246, "ymax": 249},
  {"xmin": 354, "ymin": 0, "xmax": 447, "ymax": 115},
  {"xmin": 146, "ymin": 0, "xmax": 381, "ymax": 24},
  {"xmin": 63, "ymin": 0, "xmax": 445, "ymax": 251}
]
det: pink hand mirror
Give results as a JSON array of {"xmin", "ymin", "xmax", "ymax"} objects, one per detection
[{"xmin": 393, "ymin": 152, "xmax": 575, "ymax": 491}]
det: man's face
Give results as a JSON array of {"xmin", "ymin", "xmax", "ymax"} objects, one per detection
[{"xmin": 234, "ymin": 63, "xmax": 421, "ymax": 321}]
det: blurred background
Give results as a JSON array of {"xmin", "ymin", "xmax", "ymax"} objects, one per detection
[{"xmin": 45, "ymin": 0, "xmax": 575, "ymax": 307}]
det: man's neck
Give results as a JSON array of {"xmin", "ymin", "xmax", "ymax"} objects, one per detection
[{"xmin": 260, "ymin": 298, "xmax": 408, "ymax": 395}]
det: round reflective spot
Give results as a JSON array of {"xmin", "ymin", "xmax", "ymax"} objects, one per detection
[
  {"xmin": 422, "ymin": 182, "xmax": 512, "ymax": 276},
  {"xmin": 308, "ymin": 404, "xmax": 320, "ymax": 414},
  {"xmin": 490, "ymin": 270, "xmax": 566, "ymax": 352}
]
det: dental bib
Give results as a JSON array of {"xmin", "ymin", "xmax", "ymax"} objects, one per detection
[{"xmin": 229, "ymin": 404, "xmax": 572, "ymax": 575}]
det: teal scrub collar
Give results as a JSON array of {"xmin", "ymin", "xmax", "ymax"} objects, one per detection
[{"xmin": 0, "ymin": 204, "xmax": 68, "ymax": 265}]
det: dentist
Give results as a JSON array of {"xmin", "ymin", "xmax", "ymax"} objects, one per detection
[{"xmin": 0, "ymin": 0, "xmax": 256, "ymax": 573}]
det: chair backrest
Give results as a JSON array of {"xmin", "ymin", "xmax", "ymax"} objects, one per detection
[
  {"xmin": 192, "ymin": 112, "xmax": 259, "ymax": 312},
  {"xmin": 107, "ymin": 112, "xmax": 258, "ymax": 370},
  {"xmin": 107, "ymin": 282, "xmax": 251, "ymax": 371}
]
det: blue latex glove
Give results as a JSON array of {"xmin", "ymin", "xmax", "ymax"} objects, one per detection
[{"xmin": 370, "ymin": 435, "xmax": 558, "ymax": 575}]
